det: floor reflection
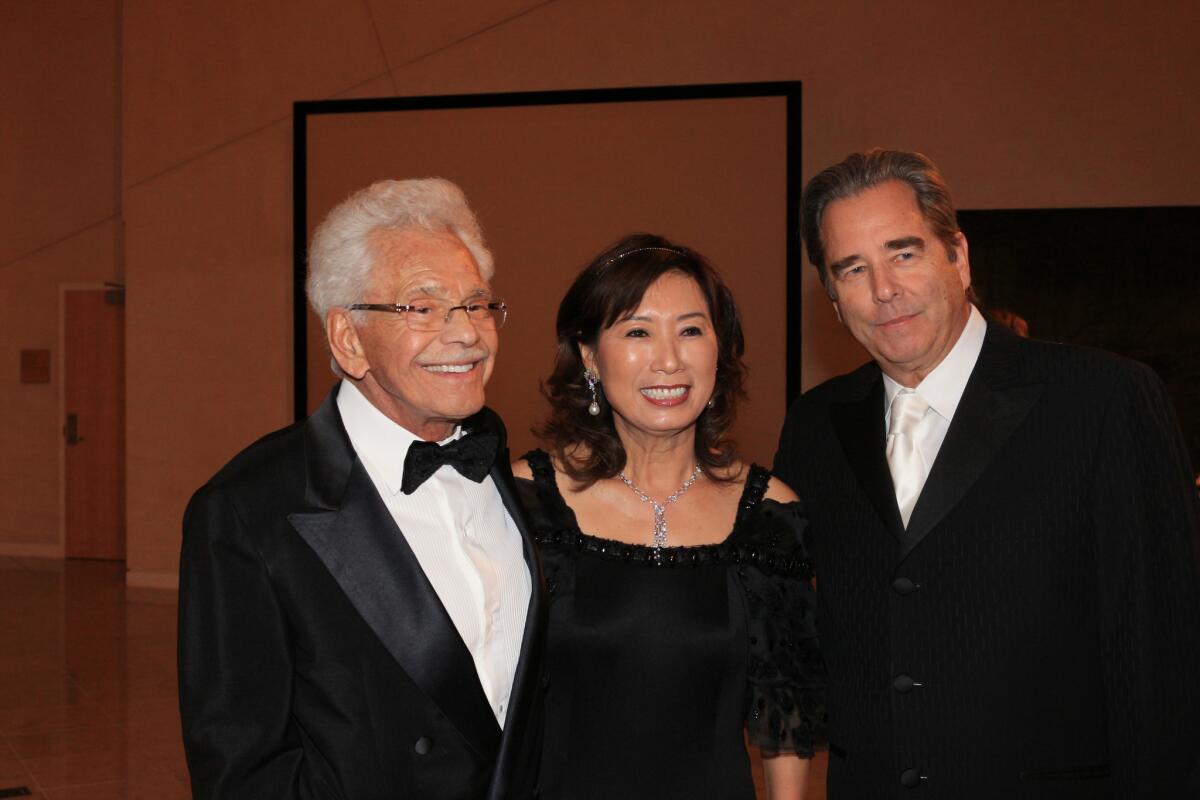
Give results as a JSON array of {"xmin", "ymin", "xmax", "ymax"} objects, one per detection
[
  {"xmin": 0, "ymin": 557, "xmax": 189, "ymax": 799},
  {"xmin": 0, "ymin": 556, "xmax": 826, "ymax": 799}
]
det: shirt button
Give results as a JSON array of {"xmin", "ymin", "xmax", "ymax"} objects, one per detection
[{"xmin": 414, "ymin": 736, "xmax": 433, "ymax": 755}]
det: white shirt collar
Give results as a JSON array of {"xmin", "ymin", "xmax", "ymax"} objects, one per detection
[
  {"xmin": 336, "ymin": 379, "xmax": 460, "ymax": 496},
  {"xmin": 883, "ymin": 304, "xmax": 988, "ymax": 421}
]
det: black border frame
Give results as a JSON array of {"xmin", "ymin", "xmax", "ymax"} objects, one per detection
[{"xmin": 293, "ymin": 81, "xmax": 802, "ymax": 421}]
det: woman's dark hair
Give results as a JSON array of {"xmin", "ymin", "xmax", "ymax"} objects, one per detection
[{"xmin": 536, "ymin": 233, "xmax": 747, "ymax": 487}]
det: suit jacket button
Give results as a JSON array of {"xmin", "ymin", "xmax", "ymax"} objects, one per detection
[
  {"xmin": 414, "ymin": 736, "xmax": 433, "ymax": 755},
  {"xmin": 892, "ymin": 577, "xmax": 916, "ymax": 595},
  {"xmin": 893, "ymin": 674, "xmax": 915, "ymax": 693},
  {"xmin": 900, "ymin": 768, "xmax": 922, "ymax": 788}
]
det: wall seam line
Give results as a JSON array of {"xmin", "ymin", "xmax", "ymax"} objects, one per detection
[
  {"xmin": 0, "ymin": 217, "xmax": 119, "ymax": 272},
  {"xmin": 390, "ymin": 0, "xmax": 560, "ymax": 73},
  {"xmin": 123, "ymin": 69, "xmax": 396, "ymax": 193}
]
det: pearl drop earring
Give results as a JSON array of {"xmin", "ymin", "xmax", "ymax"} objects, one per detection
[{"xmin": 585, "ymin": 370, "xmax": 601, "ymax": 416}]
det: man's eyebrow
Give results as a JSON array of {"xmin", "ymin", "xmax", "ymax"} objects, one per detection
[
  {"xmin": 828, "ymin": 253, "xmax": 863, "ymax": 276},
  {"xmin": 885, "ymin": 236, "xmax": 925, "ymax": 251},
  {"xmin": 828, "ymin": 236, "xmax": 927, "ymax": 276},
  {"xmin": 404, "ymin": 284, "xmax": 445, "ymax": 298},
  {"xmin": 403, "ymin": 285, "xmax": 488, "ymax": 299}
]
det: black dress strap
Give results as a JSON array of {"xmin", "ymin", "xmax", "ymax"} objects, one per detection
[
  {"xmin": 520, "ymin": 449, "xmax": 578, "ymax": 532},
  {"xmin": 736, "ymin": 464, "xmax": 771, "ymax": 521},
  {"xmin": 524, "ymin": 448, "xmax": 555, "ymax": 484}
]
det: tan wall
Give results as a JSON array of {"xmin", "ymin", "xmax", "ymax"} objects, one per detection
[
  {"xmin": 0, "ymin": 223, "xmax": 121, "ymax": 554},
  {"xmin": 0, "ymin": 2, "xmax": 121, "ymax": 556},
  {"xmin": 2, "ymin": 1, "xmax": 1197, "ymax": 584}
]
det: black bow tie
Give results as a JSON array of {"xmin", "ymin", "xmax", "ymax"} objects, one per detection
[{"xmin": 401, "ymin": 432, "xmax": 499, "ymax": 495}]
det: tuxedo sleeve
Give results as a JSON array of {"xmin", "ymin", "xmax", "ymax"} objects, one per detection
[
  {"xmin": 178, "ymin": 483, "xmax": 309, "ymax": 799},
  {"xmin": 1091, "ymin": 363, "xmax": 1200, "ymax": 797}
]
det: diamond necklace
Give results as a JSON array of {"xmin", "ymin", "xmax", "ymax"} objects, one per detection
[{"xmin": 618, "ymin": 464, "xmax": 703, "ymax": 549}]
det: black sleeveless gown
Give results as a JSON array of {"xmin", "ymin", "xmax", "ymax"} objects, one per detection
[{"xmin": 515, "ymin": 451, "xmax": 825, "ymax": 800}]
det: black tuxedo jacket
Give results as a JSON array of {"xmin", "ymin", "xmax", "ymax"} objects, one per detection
[
  {"xmin": 179, "ymin": 387, "xmax": 546, "ymax": 799},
  {"xmin": 775, "ymin": 322, "xmax": 1200, "ymax": 799}
]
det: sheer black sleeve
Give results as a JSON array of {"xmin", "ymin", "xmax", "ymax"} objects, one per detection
[{"xmin": 733, "ymin": 487, "xmax": 826, "ymax": 756}]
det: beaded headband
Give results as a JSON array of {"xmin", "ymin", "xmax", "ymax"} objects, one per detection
[{"xmin": 601, "ymin": 245, "xmax": 689, "ymax": 267}]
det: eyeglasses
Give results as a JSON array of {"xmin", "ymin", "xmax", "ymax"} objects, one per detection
[{"xmin": 348, "ymin": 299, "xmax": 508, "ymax": 332}]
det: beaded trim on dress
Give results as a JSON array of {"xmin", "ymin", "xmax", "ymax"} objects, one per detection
[{"xmin": 523, "ymin": 450, "xmax": 808, "ymax": 574}]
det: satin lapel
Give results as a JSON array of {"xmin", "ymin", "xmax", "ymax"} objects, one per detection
[
  {"xmin": 900, "ymin": 325, "xmax": 1043, "ymax": 560},
  {"xmin": 830, "ymin": 373, "xmax": 906, "ymax": 540},
  {"xmin": 289, "ymin": 390, "xmax": 501, "ymax": 761}
]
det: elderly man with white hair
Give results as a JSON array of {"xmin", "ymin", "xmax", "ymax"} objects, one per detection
[{"xmin": 179, "ymin": 179, "xmax": 545, "ymax": 800}]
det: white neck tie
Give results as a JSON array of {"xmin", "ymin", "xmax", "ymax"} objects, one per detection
[{"xmin": 887, "ymin": 390, "xmax": 930, "ymax": 528}]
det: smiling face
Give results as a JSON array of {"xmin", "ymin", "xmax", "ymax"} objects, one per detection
[
  {"xmin": 328, "ymin": 228, "xmax": 498, "ymax": 440},
  {"xmin": 822, "ymin": 180, "xmax": 972, "ymax": 387},
  {"xmin": 581, "ymin": 271, "xmax": 718, "ymax": 441}
]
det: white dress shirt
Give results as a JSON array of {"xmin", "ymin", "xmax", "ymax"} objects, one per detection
[
  {"xmin": 883, "ymin": 305, "xmax": 988, "ymax": 479},
  {"xmin": 337, "ymin": 380, "xmax": 531, "ymax": 726}
]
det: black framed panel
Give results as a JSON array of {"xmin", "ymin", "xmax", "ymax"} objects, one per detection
[{"xmin": 294, "ymin": 82, "xmax": 801, "ymax": 463}]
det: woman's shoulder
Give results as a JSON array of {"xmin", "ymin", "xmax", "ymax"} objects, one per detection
[
  {"xmin": 762, "ymin": 474, "xmax": 800, "ymax": 504},
  {"xmin": 723, "ymin": 463, "xmax": 799, "ymax": 507},
  {"xmin": 513, "ymin": 448, "xmax": 551, "ymax": 472},
  {"xmin": 696, "ymin": 462, "xmax": 798, "ymax": 519},
  {"xmin": 726, "ymin": 464, "xmax": 809, "ymax": 567},
  {"xmin": 515, "ymin": 448, "xmax": 573, "ymax": 495},
  {"xmin": 512, "ymin": 449, "xmax": 581, "ymax": 538},
  {"xmin": 732, "ymin": 464, "xmax": 803, "ymax": 510},
  {"xmin": 510, "ymin": 458, "xmax": 534, "ymax": 480}
]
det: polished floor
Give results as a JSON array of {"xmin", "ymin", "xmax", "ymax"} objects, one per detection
[
  {"xmin": 0, "ymin": 556, "xmax": 825, "ymax": 799},
  {"xmin": 0, "ymin": 557, "xmax": 189, "ymax": 799}
]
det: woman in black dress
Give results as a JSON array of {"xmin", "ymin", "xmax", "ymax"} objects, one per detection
[{"xmin": 512, "ymin": 234, "xmax": 824, "ymax": 799}]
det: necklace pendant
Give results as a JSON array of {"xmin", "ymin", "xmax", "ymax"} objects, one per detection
[
  {"xmin": 617, "ymin": 464, "xmax": 702, "ymax": 553},
  {"xmin": 652, "ymin": 514, "xmax": 668, "ymax": 550}
]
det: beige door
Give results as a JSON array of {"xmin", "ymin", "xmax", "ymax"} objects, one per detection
[{"xmin": 64, "ymin": 288, "xmax": 125, "ymax": 560}]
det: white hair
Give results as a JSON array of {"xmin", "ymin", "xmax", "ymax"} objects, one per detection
[{"xmin": 306, "ymin": 178, "xmax": 493, "ymax": 324}]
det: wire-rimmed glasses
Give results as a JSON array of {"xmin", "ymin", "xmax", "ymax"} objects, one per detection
[{"xmin": 347, "ymin": 299, "xmax": 508, "ymax": 332}]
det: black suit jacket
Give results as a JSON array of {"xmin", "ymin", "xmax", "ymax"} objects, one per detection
[
  {"xmin": 774, "ymin": 322, "xmax": 1200, "ymax": 799},
  {"xmin": 178, "ymin": 387, "xmax": 546, "ymax": 799}
]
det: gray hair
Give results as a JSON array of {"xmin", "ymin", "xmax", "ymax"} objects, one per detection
[
  {"xmin": 306, "ymin": 177, "xmax": 493, "ymax": 324},
  {"xmin": 801, "ymin": 149, "xmax": 961, "ymax": 298}
]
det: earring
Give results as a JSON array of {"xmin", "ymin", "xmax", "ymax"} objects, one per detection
[
  {"xmin": 706, "ymin": 396, "xmax": 715, "ymax": 409},
  {"xmin": 585, "ymin": 370, "xmax": 601, "ymax": 416}
]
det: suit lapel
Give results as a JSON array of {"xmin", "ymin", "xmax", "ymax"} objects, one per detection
[
  {"xmin": 287, "ymin": 388, "xmax": 501, "ymax": 761},
  {"xmin": 900, "ymin": 324, "xmax": 1043, "ymax": 559},
  {"xmin": 830, "ymin": 366, "xmax": 906, "ymax": 540}
]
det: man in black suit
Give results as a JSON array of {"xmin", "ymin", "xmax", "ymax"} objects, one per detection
[
  {"xmin": 774, "ymin": 150, "xmax": 1200, "ymax": 798},
  {"xmin": 179, "ymin": 178, "xmax": 544, "ymax": 799}
]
